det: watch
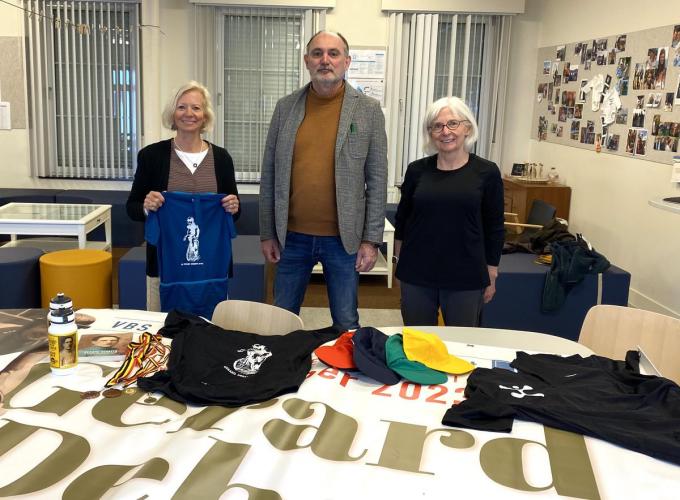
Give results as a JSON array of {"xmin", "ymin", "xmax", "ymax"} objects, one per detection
[{"xmin": 392, "ymin": 255, "xmax": 399, "ymax": 264}]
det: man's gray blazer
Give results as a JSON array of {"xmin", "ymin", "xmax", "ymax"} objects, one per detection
[{"xmin": 259, "ymin": 83, "xmax": 388, "ymax": 254}]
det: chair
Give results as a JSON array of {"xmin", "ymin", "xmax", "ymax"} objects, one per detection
[
  {"xmin": 578, "ymin": 304, "xmax": 680, "ymax": 384},
  {"xmin": 211, "ymin": 300, "xmax": 304, "ymax": 335},
  {"xmin": 504, "ymin": 199, "xmax": 557, "ymax": 241}
]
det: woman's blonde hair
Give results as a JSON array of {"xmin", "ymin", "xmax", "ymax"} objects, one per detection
[
  {"xmin": 161, "ymin": 81, "xmax": 215, "ymax": 133},
  {"xmin": 422, "ymin": 96, "xmax": 479, "ymax": 155}
]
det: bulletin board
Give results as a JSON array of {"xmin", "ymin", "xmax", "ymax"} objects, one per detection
[{"xmin": 531, "ymin": 24, "xmax": 680, "ymax": 164}]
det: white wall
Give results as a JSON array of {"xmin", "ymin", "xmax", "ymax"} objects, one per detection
[{"xmin": 504, "ymin": 0, "xmax": 680, "ymax": 316}]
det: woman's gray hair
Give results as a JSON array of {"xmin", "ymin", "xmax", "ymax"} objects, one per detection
[
  {"xmin": 422, "ymin": 96, "xmax": 479, "ymax": 154},
  {"xmin": 161, "ymin": 81, "xmax": 215, "ymax": 133}
]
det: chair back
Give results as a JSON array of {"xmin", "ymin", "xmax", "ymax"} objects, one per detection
[
  {"xmin": 526, "ymin": 199, "xmax": 557, "ymax": 226},
  {"xmin": 211, "ymin": 300, "xmax": 304, "ymax": 335},
  {"xmin": 578, "ymin": 304, "xmax": 680, "ymax": 383}
]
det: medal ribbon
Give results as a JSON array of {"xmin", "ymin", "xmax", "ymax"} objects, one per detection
[{"xmin": 106, "ymin": 332, "xmax": 170, "ymax": 387}]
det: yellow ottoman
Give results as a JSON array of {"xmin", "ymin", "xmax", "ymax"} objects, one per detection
[{"xmin": 40, "ymin": 249, "xmax": 112, "ymax": 308}]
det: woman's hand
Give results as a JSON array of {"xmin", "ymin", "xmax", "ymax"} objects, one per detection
[
  {"xmin": 144, "ymin": 191, "xmax": 165, "ymax": 212},
  {"xmin": 483, "ymin": 265, "xmax": 499, "ymax": 303},
  {"xmin": 221, "ymin": 194, "xmax": 239, "ymax": 215}
]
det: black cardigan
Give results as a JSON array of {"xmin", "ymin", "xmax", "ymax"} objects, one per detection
[{"xmin": 126, "ymin": 139, "xmax": 240, "ymax": 277}]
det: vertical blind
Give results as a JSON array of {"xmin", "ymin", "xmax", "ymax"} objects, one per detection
[
  {"xmin": 385, "ymin": 12, "xmax": 512, "ymax": 183},
  {"xmin": 24, "ymin": 0, "xmax": 141, "ymax": 179},
  {"xmin": 194, "ymin": 6, "xmax": 324, "ymax": 182}
]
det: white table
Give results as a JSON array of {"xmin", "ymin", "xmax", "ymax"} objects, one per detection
[
  {"xmin": 313, "ymin": 217, "xmax": 395, "ymax": 287},
  {"xmin": 2, "ymin": 311, "xmax": 678, "ymax": 499},
  {"xmin": 0, "ymin": 202, "xmax": 112, "ymax": 252}
]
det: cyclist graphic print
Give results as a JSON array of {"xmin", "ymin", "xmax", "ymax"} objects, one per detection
[{"xmin": 184, "ymin": 216, "xmax": 201, "ymax": 262}]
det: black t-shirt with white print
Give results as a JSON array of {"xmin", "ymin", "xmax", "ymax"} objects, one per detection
[
  {"xmin": 137, "ymin": 310, "xmax": 340, "ymax": 407},
  {"xmin": 442, "ymin": 351, "xmax": 680, "ymax": 466}
]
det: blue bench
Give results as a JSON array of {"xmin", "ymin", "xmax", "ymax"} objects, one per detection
[
  {"xmin": 481, "ymin": 253, "xmax": 631, "ymax": 341},
  {"xmin": 118, "ymin": 235, "xmax": 266, "ymax": 310}
]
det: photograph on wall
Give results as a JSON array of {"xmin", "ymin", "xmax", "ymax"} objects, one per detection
[
  {"xmin": 570, "ymin": 120, "xmax": 580, "ymax": 140},
  {"xmin": 575, "ymin": 104, "xmax": 583, "ymax": 119},
  {"xmin": 652, "ymin": 114, "xmax": 661, "ymax": 135},
  {"xmin": 538, "ymin": 116, "xmax": 548, "ymax": 141},
  {"xmin": 673, "ymin": 45, "xmax": 680, "ymax": 67},
  {"xmin": 615, "ymin": 34, "xmax": 627, "ymax": 52},
  {"xmin": 646, "ymin": 93, "xmax": 662, "ymax": 108},
  {"xmin": 562, "ymin": 62, "xmax": 571, "ymax": 79},
  {"xmin": 643, "ymin": 68, "xmax": 656, "ymax": 90},
  {"xmin": 618, "ymin": 77, "xmax": 629, "ymax": 96},
  {"xmin": 543, "ymin": 60, "xmax": 552, "ymax": 75},
  {"xmin": 548, "ymin": 101, "xmax": 555, "ymax": 115},
  {"xmin": 596, "ymin": 50, "xmax": 607, "ymax": 66},
  {"xmin": 550, "ymin": 123, "xmax": 558, "ymax": 133},
  {"xmin": 632, "ymin": 108, "xmax": 646, "ymax": 128},
  {"xmin": 606, "ymin": 134, "xmax": 620, "ymax": 151},
  {"xmin": 635, "ymin": 130, "xmax": 648, "ymax": 156},
  {"xmin": 672, "ymin": 25, "xmax": 680, "ymax": 49},
  {"xmin": 653, "ymin": 136, "xmax": 678, "ymax": 152},
  {"xmin": 626, "ymin": 129, "xmax": 637, "ymax": 154},
  {"xmin": 596, "ymin": 38, "xmax": 608, "ymax": 51},
  {"xmin": 607, "ymin": 49, "xmax": 616, "ymax": 65},
  {"xmin": 556, "ymin": 45, "xmax": 566, "ymax": 61},
  {"xmin": 562, "ymin": 90, "xmax": 576, "ymax": 107},
  {"xmin": 615, "ymin": 107, "xmax": 628, "ymax": 124},
  {"xmin": 556, "ymin": 125, "xmax": 564, "ymax": 137},
  {"xmin": 569, "ymin": 65, "xmax": 579, "ymax": 82},
  {"xmin": 665, "ymin": 93, "xmax": 675, "ymax": 111},
  {"xmin": 548, "ymin": 82, "xmax": 554, "ymax": 100},
  {"xmin": 616, "ymin": 57, "xmax": 631, "ymax": 79},
  {"xmin": 646, "ymin": 47, "xmax": 659, "ymax": 70},
  {"xmin": 558, "ymin": 106, "xmax": 567, "ymax": 122},
  {"xmin": 578, "ymin": 79, "xmax": 589, "ymax": 102},
  {"xmin": 575, "ymin": 42, "xmax": 584, "ymax": 55},
  {"xmin": 655, "ymin": 47, "xmax": 668, "ymax": 89},
  {"xmin": 554, "ymin": 74, "xmax": 562, "ymax": 87},
  {"xmin": 632, "ymin": 63, "xmax": 645, "ymax": 90},
  {"xmin": 567, "ymin": 107, "xmax": 575, "ymax": 119}
]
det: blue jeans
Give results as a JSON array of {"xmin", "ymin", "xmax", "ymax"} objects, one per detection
[{"xmin": 274, "ymin": 232, "xmax": 360, "ymax": 331}]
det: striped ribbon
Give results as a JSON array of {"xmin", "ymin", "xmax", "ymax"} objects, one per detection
[{"xmin": 106, "ymin": 332, "xmax": 170, "ymax": 388}]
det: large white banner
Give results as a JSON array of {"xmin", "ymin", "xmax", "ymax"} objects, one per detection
[{"xmin": 0, "ymin": 309, "xmax": 678, "ymax": 499}]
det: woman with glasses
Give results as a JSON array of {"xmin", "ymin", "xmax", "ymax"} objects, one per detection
[{"xmin": 393, "ymin": 96, "xmax": 504, "ymax": 326}]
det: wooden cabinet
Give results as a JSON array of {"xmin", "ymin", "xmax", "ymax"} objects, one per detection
[{"xmin": 503, "ymin": 177, "xmax": 571, "ymax": 223}]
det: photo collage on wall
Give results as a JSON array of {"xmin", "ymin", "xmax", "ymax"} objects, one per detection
[{"xmin": 534, "ymin": 24, "xmax": 680, "ymax": 161}]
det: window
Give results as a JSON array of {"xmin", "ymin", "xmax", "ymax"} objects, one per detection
[
  {"xmin": 385, "ymin": 13, "xmax": 511, "ymax": 183},
  {"xmin": 25, "ymin": 0, "xmax": 141, "ymax": 179},
  {"xmin": 203, "ymin": 7, "xmax": 324, "ymax": 182}
]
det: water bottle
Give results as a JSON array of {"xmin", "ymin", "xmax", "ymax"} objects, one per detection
[{"xmin": 47, "ymin": 293, "xmax": 78, "ymax": 375}]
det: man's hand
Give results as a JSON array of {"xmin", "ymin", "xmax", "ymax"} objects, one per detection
[
  {"xmin": 261, "ymin": 239, "xmax": 281, "ymax": 263},
  {"xmin": 483, "ymin": 265, "xmax": 499, "ymax": 303},
  {"xmin": 355, "ymin": 242, "xmax": 378, "ymax": 272}
]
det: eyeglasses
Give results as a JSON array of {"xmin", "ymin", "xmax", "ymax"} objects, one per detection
[{"xmin": 428, "ymin": 119, "xmax": 470, "ymax": 133}]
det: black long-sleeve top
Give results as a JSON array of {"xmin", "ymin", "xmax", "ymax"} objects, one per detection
[
  {"xmin": 126, "ymin": 139, "xmax": 240, "ymax": 277},
  {"xmin": 394, "ymin": 153, "xmax": 505, "ymax": 290}
]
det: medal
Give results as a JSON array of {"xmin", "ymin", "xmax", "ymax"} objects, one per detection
[
  {"xmin": 102, "ymin": 388, "xmax": 123, "ymax": 398},
  {"xmin": 80, "ymin": 390, "xmax": 100, "ymax": 399}
]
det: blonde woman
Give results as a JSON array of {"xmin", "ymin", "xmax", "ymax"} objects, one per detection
[{"xmin": 127, "ymin": 81, "xmax": 240, "ymax": 310}]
